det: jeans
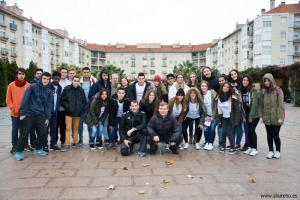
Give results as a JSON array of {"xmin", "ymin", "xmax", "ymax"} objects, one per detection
[
  {"xmin": 102, "ymin": 116, "xmax": 109, "ymax": 141},
  {"xmin": 44, "ymin": 112, "xmax": 58, "ymax": 147},
  {"xmin": 182, "ymin": 117, "xmax": 201, "ymax": 143},
  {"xmin": 246, "ymin": 118, "xmax": 259, "ymax": 149},
  {"xmin": 109, "ymin": 117, "xmax": 121, "ymax": 143},
  {"xmin": 265, "ymin": 125, "xmax": 281, "ymax": 152},
  {"xmin": 204, "ymin": 120, "xmax": 217, "ymax": 144},
  {"xmin": 89, "ymin": 119, "xmax": 103, "ymax": 144},
  {"xmin": 78, "ymin": 107, "xmax": 87, "ymax": 141},
  {"xmin": 232, "ymin": 119, "xmax": 243, "ymax": 145},
  {"xmin": 218, "ymin": 127, "xmax": 222, "ymax": 144},
  {"xmin": 221, "ymin": 117, "xmax": 234, "ymax": 149},
  {"xmin": 11, "ymin": 116, "xmax": 20, "ymax": 146},
  {"xmin": 243, "ymin": 121, "xmax": 249, "ymax": 143}
]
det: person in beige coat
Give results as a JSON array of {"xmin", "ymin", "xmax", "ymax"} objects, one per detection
[{"xmin": 259, "ymin": 73, "xmax": 284, "ymax": 159}]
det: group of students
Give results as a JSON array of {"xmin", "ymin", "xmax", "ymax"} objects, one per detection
[{"xmin": 6, "ymin": 65, "xmax": 284, "ymax": 160}]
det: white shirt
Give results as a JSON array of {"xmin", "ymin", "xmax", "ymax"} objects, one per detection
[
  {"xmin": 204, "ymin": 90, "xmax": 212, "ymax": 116},
  {"xmin": 172, "ymin": 103, "xmax": 182, "ymax": 118},
  {"xmin": 99, "ymin": 106, "xmax": 105, "ymax": 118},
  {"xmin": 187, "ymin": 102, "xmax": 200, "ymax": 119},
  {"xmin": 117, "ymin": 101, "xmax": 124, "ymax": 117},
  {"xmin": 219, "ymin": 101, "xmax": 230, "ymax": 118},
  {"xmin": 53, "ymin": 85, "xmax": 58, "ymax": 111},
  {"xmin": 136, "ymin": 83, "xmax": 146, "ymax": 103}
]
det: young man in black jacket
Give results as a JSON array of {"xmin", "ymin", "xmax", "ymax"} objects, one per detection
[
  {"xmin": 129, "ymin": 72, "xmax": 151, "ymax": 103},
  {"xmin": 60, "ymin": 75, "xmax": 87, "ymax": 151},
  {"xmin": 107, "ymin": 87, "xmax": 130, "ymax": 149},
  {"xmin": 147, "ymin": 102, "xmax": 182, "ymax": 155},
  {"xmin": 119, "ymin": 100, "xmax": 148, "ymax": 156}
]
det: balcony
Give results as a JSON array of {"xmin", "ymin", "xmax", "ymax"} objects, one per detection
[
  {"xmin": 87, "ymin": 54, "xmax": 89, "ymax": 58},
  {"xmin": 131, "ymin": 71, "xmax": 136, "ymax": 74},
  {"xmin": 212, "ymin": 49, "xmax": 217, "ymax": 54},
  {"xmin": 50, "ymin": 60, "xmax": 55, "ymax": 65},
  {"xmin": 131, "ymin": 63, "xmax": 136, "ymax": 67},
  {"xmin": 294, "ymin": 52, "xmax": 300, "ymax": 56},
  {"xmin": 143, "ymin": 55, "xmax": 147, "ymax": 60},
  {"xmin": 99, "ymin": 54, "xmax": 105, "ymax": 59},
  {"xmin": 9, "ymin": 23, "xmax": 17, "ymax": 31},
  {"xmin": 234, "ymin": 37, "xmax": 239, "ymax": 43},
  {"xmin": 50, "ymin": 40, "xmax": 55, "ymax": 45},
  {"xmin": 248, "ymin": 42, "xmax": 253, "ymax": 48},
  {"xmin": 295, "ymin": 21, "xmax": 300, "ymax": 28},
  {"xmin": 0, "ymin": 33, "xmax": 9, "ymax": 41},
  {"xmin": 51, "ymin": 50, "xmax": 54, "ymax": 55},
  {"xmin": 199, "ymin": 55, "xmax": 206, "ymax": 59},
  {"xmin": 162, "ymin": 63, "xmax": 167, "ymax": 67},
  {"xmin": 234, "ymin": 59, "xmax": 238, "ymax": 65},
  {"xmin": 247, "ymin": 29, "xmax": 253, "ymax": 36},
  {"xmin": 162, "ymin": 56, "xmax": 167, "ymax": 60},
  {"xmin": 143, "ymin": 70, "xmax": 148, "ymax": 74},
  {"xmin": 1, "ymin": 48, "xmax": 8, "ymax": 55},
  {"xmin": 56, "ymin": 61, "xmax": 60, "ymax": 65},
  {"xmin": 56, "ymin": 51, "xmax": 59, "ymax": 56},
  {"xmin": 213, "ymin": 57, "xmax": 217, "ymax": 62},
  {"xmin": 294, "ymin": 37, "xmax": 300, "ymax": 42},
  {"xmin": 150, "ymin": 63, "xmax": 155, "ymax": 67},
  {"xmin": 87, "ymin": 62, "xmax": 89, "ymax": 65},
  {"xmin": 150, "ymin": 56, "xmax": 155, "ymax": 60},
  {"xmin": 10, "ymin": 50, "xmax": 17, "ymax": 57},
  {"xmin": 162, "ymin": 70, "xmax": 167, "ymax": 74},
  {"xmin": 131, "ymin": 56, "xmax": 136, "ymax": 60},
  {"xmin": 192, "ymin": 56, "xmax": 198, "ymax": 60},
  {"xmin": 247, "ymin": 54, "xmax": 253, "ymax": 60},
  {"xmin": 143, "ymin": 63, "xmax": 148, "ymax": 67},
  {"xmin": 56, "ymin": 42, "xmax": 60, "ymax": 46},
  {"xmin": 200, "ymin": 62, "xmax": 206, "ymax": 66},
  {"xmin": 10, "ymin": 37, "xmax": 18, "ymax": 44},
  {"xmin": 0, "ymin": 20, "xmax": 7, "ymax": 27},
  {"xmin": 234, "ymin": 48, "xmax": 238, "ymax": 54},
  {"xmin": 150, "ymin": 70, "xmax": 155, "ymax": 74},
  {"xmin": 99, "ymin": 61, "xmax": 104, "ymax": 66},
  {"xmin": 91, "ymin": 53, "xmax": 98, "ymax": 58}
]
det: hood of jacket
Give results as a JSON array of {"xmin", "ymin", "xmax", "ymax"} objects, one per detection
[
  {"xmin": 34, "ymin": 72, "xmax": 51, "ymax": 104},
  {"xmin": 98, "ymin": 69, "xmax": 110, "ymax": 83},
  {"xmin": 185, "ymin": 87, "xmax": 202, "ymax": 102},
  {"xmin": 262, "ymin": 73, "xmax": 277, "ymax": 90}
]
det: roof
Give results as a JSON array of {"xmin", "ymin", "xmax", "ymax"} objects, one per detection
[
  {"xmin": 87, "ymin": 43, "xmax": 212, "ymax": 53},
  {"xmin": 265, "ymin": 4, "xmax": 300, "ymax": 14}
]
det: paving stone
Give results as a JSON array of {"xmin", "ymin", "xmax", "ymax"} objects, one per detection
[
  {"xmin": 0, "ymin": 188, "xmax": 16, "ymax": 200},
  {"xmin": 62, "ymin": 161, "xmax": 99, "ymax": 169},
  {"xmin": 46, "ymin": 177, "xmax": 91, "ymax": 188},
  {"xmin": 173, "ymin": 174, "xmax": 216, "ymax": 184},
  {"xmin": 133, "ymin": 161, "xmax": 166, "ymax": 168},
  {"xmin": 9, "ymin": 188, "xmax": 62, "ymax": 200},
  {"xmin": 188, "ymin": 166, "xmax": 225, "ymax": 174},
  {"xmin": 90, "ymin": 176, "xmax": 133, "ymax": 187},
  {"xmin": 213, "ymin": 173, "xmax": 253, "ymax": 183},
  {"xmin": 98, "ymin": 161, "xmax": 132, "ymax": 168},
  {"xmin": 248, "ymin": 172, "xmax": 299, "ymax": 182},
  {"xmin": 115, "ymin": 167, "xmax": 152, "ymax": 176},
  {"xmin": 200, "ymin": 159, "xmax": 235, "ymax": 166},
  {"xmin": 282, "ymin": 181, "xmax": 300, "ymax": 193},
  {"xmin": 107, "ymin": 186, "xmax": 156, "ymax": 199},
  {"xmin": 59, "ymin": 187, "xmax": 108, "ymax": 199},
  {"xmin": 134, "ymin": 175, "xmax": 175, "ymax": 186},
  {"xmin": 201, "ymin": 183, "xmax": 250, "ymax": 195},
  {"xmin": 0, "ymin": 169, "xmax": 40, "ymax": 180},
  {"xmin": 152, "ymin": 167, "xmax": 189, "ymax": 176},
  {"xmin": 224, "ymin": 165, "xmax": 265, "ymax": 174},
  {"xmin": 1, "ymin": 178, "xmax": 50, "ymax": 188},
  {"xmin": 239, "ymin": 182, "xmax": 296, "ymax": 194},
  {"xmin": 35, "ymin": 169, "xmax": 77, "ymax": 178},
  {"xmin": 155, "ymin": 185, "xmax": 204, "ymax": 197},
  {"xmin": 25, "ymin": 162, "xmax": 64, "ymax": 170},
  {"xmin": 76, "ymin": 169, "xmax": 114, "ymax": 177}
]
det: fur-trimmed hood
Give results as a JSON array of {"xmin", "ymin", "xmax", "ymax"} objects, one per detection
[{"xmin": 185, "ymin": 87, "xmax": 202, "ymax": 102}]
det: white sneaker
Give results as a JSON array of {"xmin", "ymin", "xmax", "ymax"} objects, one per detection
[
  {"xmin": 165, "ymin": 144, "xmax": 170, "ymax": 150},
  {"xmin": 204, "ymin": 143, "xmax": 209, "ymax": 150},
  {"xmin": 244, "ymin": 147, "xmax": 252, "ymax": 154},
  {"xmin": 266, "ymin": 151, "xmax": 274, "ymax": 159},
  {"xmin": 178, "ymin": 143, "xmax": 184, "ymax": 150},
  {"xmin": 207, "ymin": 143, "xmax": 213, "ymax": 150},
  {"xmin": 195, "ymin": 143, "xmax": 201, "ymax": 150},
  {"xmin": 249, "ymin": 149, "xmax": 258, "ymax": 156},
  {"xmin": 273, "ymin": 151, "xmax": 281, "ymax": 158},
  {"xmin": 184, "ymin": 143, "xmax": 189, "ymax": 149}
]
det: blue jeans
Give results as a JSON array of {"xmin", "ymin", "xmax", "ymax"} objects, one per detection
[
  {"xmin": 109, "ymin": 117, "xmax": 121, "ymax": 143},
  {"xmin": 218, "ymin": 127, "xmax": 222, "ymax": 144},
  {"xmin": 232, "ymin": 119, "xmax": 243, "ymax": 145},
  {"xmin": 204, "ymin": 120, "xmax": 217, "ymax": 144},
  {"xmin": 44, "ymin": 112, "xmax": 58, "ymax": 147},
  {"xmin": 102, "ymin": 116, "xmax": 109, "ymax": 141},
  {"xmin": 89, "ymin": 120, "xmax": 103, "ymax": 144},
  {"xmin": 78, "ymin": 107, "xmax": 87, "ymax": 140},
  {"xmin": 11, "ymin": 116, "xmax": 20, "ymax": 146}
]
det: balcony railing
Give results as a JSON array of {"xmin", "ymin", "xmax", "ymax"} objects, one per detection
[
  {"xmin": 295, "ymin": 21, "xmax": 300, "ymax": 28},
  {"xmin": 162, "ymin": 71, "xmax": 167, "ymax": 74},
  {"xmin": 131, "ymin": 63, "xmax": 136, "ymax": 67},
  {"xmin": 247, "ymin": 29, "xmax": 253, "ymax": 36},
  {"xmin": 51, "ymin": 50, "xmax": 54, "ymax": 55},
  {"xmin": 56, "ymin": 42, "xmax": 60, "ymax": 46},
  {"xmin": 56, "ymin": 61, "xmax": 60, "ymax": 65},
  {"xmin": 143, "ymin": 63, "xmax": 148, "ymax": 67},
  {"xmin": 150, "ymin": 63, "xmax": 155, "ymax": 67},
  {"xmin": 50, "ymin": 40, "xmax": 55, "ymax": 45},
  {"xmin": 1, "ymin": 48, "xmax": 8, "ymax": 55},
  {"xmin": 234, "ymin": 48, "xmax": 238, "ymax": 54},
  {"xmin": 56, "ymin": 51, "xmax": 59, "ymax": 56},
  {"xmin": 99, "ymin": 54, "xmax": 105, "ymax": 59},
  {"xmin": 0, "ymin": 20, "xmax": 7, "ymax": 27},
  {"xmin": 247, "ymin": 54, "xmax": 253, "ymax": 60},
  {"xmin": 9, "ymin": 23, "xmax": 17, "ymax": 30},
  {"xmin": 0, "ymin": 33, "xmax": 9, "ymax": 41},
  {"xmin": 192, "ymin": 56, "xmax": 198, "ymax": 59},
  {"xmin": 199, "ymin": 55, "xmax": 206, "ymax": 59},
  {"xmin": 143, "ymin": 55, "xmax": 147, "ymax": 60},
  {"xmin": 143, "ymin": 70, "xmax": 148, "ymax": 74},
  {"xmin": 10, "ymin": 50, "xmax": 17, "ymax": 57},
  {"xmin": 50, "ymin": 60, "xmax": 55, "ymax": 65},
  {"xmin": 131, "ymin": 71, "xmax": 136, "ymax": 74},
  {"xmin": 294, "ymin": 52, "xmax": 300, "ymax": 56},
  {"xmin": 150, "ymin": 56, "xmax": 155, "ymax": 60},
  {"xmin": 10, "ymin": 37, "xmax": 18, "ymax": 44},
  {"xmin": 213, "ymin": 58, "xmax": 217, "ymax": 62},
  {"xmin": 162, "ymin": 63, "xmax": 167, "ymax": 67},
  {"xmin": 150, "ymin": 70, "xmax": 155, "ymax": 74},
  {"xmin": 200, "ymin": 62, "xmax": 206, "ymax": 66},
  {"xmin": 234, "ymin": 37, "xmax": 238, "ymax": 43},
  {"xmin": 91, "ymin": 54, "xmax": 98, "ymax": 58},
  {"xmin": 162, "ymin": 56, "xmax": 167, "ymax": 60},
  {"xmin": 248, "ymin": 42, "xmax": 253, "ymax": 48},
  {"xmin": 234, "ymin": 59, "xmax": 238, "ymax": 64},
  {"xmin": 131, "ymin": 56, "xmax": 136, "ymax": 60},
  {"xmin": 294, "ymin": 37, "xmax": 300, "ymax": 42}
]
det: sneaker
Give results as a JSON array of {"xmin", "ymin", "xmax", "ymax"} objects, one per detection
[
  {"xmin": 24, "ymin": 144, "xmax": 33, "ymax": 151},
  {"xmin": 244, "ymin": 147, "xmax": 252, "ymax": 154},
  {"xmin": 43, "ymin": 146, "xmax": 49, "ymax": 152},
  {"xmin": 207, "ymin": 143, "xmax": 213, "ymax": 151},
  {"xmin": 15, "ymin": 152, "xmax": 24, "ymax": 161},
  {"xmin": 61, "ymin": 145, "xmax": 70, "ymax": 152},
  {"xmin": 235, "ymin": 144, "xmax": 241, "ymax": 150},
  {"xmin": 266, "ymin": 151, "xmax": 274, "ymax": 159},
  {"xmin": 249, "ymin": 149, "xmax": 258, "ymax": 156},
  {"xmin": 178, "ymin": 143, "xmax": 184, "ymax": 150},
  {"xmin": 104, "ymin": 140, "xmax": 109, "ymax": 145},
  {"xmin": 241, "ymin": 143, "xmax": 249, "ymax": 151},
  {"xmin": 273, "ymin": 151, "xmax": 281, "ymax": 159},
  {"xmin": 184, "ymin": 143, "xmax": 189, "ymax": 149},
  {"xmin": 225, "ymin": 145, "xmax": 231, "ymax": 150},
  {"xmin": 107, "ymin": 143, "xmax": 116, "ymax": 150},
  {"xmin": 78, "ymin": 139, "xmax": 83, "ymax": 145},
  {"xmin": 34, "ymin": 148, "xmax": 48, "ymax": 156},
  {"xmin": 73, "ymin": 143, "xmax": 81, "ymax": 148},
  {"xmin": 50, "ymin": 145, "xmax": 61, "ymax": 151},
  {"xmin": 165, "ymin": 144, "xmax": 170, "ymax": 150},
  {"xmin": 89, "ymin": 144, "xmax": 95, "ymax": 150},
  {"xmin": 202, "ymin": 142, "xmax": 207, "ymax": 147},
  {"xmin": 219, "ymin": 148, "xmax": 225, "ymax": 153},
  {"xmin": 130, "ymin": 145, "xmax": 135, "ymax": 152},
  {"xmin": 195, "ymin": 143, "xmax": 201, "ymax": 150},
  {"xmin": 138, "ymin": 151, "xmax": 146, "ymax": 157},
  {"xmin": 30, "ymin": 140, "xmax": 36, "ymax": 149},
  {"xmin": 204, "ymin": 143, "xmax": 209, "ymax": 150},
  {"xmin": 10, "ymin": 146, "xmax": 17, "ymax": 154},
  {"xmin": 228, "ymin": 149, "xmax": 236, "ymax": 155},
  {"xmin": 96, "ymin": 143, "xmax": 103, "ymax": 149}
]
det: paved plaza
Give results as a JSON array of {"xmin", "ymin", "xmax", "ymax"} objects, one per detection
[{"xmin": 0, "ymin": 103, "xmax": 299, "ymax": 200}]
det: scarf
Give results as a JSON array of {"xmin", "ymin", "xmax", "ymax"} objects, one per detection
[
  {"xmin": 240, "ymin": 86, "xmax": 248, "ymax": 94},
  {"xmin": 175, "ymin": 81, "xmax": 185, "ymax": 90},
  {"xmin": 14, "ymin": 78, "xmax": 26, "ymax": 87},
  {"xmin": 220, "ymin": 93, "xmax": 229, "ymax": 102}
]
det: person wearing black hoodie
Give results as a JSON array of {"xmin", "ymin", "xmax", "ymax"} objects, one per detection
[
  {"xmin": 88, "ymin": 69, "xmax": 111, "ymax": 99},
  {"xmin": 202, "ymin": 67, "xmax": 219, "ymax": 93},
  {"xmin": 15, "ymin": 72, "xmax": 53, "ymax": 161}
]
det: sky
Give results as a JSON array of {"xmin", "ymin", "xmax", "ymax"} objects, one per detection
[{"xmin": 5, "ymin": 0, "xmax": 300, "ymax": 45}]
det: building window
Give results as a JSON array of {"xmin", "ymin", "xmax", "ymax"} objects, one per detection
[
  {"xmin": 131, "ymin": 61, "xmax": 135, "ymax": 66},
  {"xmin": 280, "ymin": 31, "xmax": 286, "ymax": 38},
  {"xmin": 120, "ymin": 53, "xmax": 123, "ymax": 56},
  {"xmin": 280, "ymin": 59, "xmax": 285, "ymax": 66},
  {"xmin": 113, "ymin": 61, "xmax": 116, "ymax": 64},
  {"xmin": 175, "ymin": 61, "xmax": 177, "ymax": 64},
  {"xmin": 107, "ymin": 61, "xmax": 110, "ymax": 64},
  {"xmin": 280, "ymin": 45, "xmax": 286, "ymax": 52},
  {"xmin": 125, "ymin": 61, "xmax": 128, "ymax": 64},
  {"xmin": 113, "ymin": 53, "xmax": 116, "ymax": 57},
  {"xmin": 281, "ymin": 17, "xmax": 287, "ymax": 24},
  {"xmin": 169, "ymin": 60, "xmax": 172, "ymax": 64},
  {"xmin": 263, "ymin": 21, "xmax": 272, "ymax": 27},
  {"xmin": 120, "ymin": 61, "xmax": 123, "ymax": 64},
  {"xmin": 262, "ymin": 45, "xmax": 271, "ymax": 55}
]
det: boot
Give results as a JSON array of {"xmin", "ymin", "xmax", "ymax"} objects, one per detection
[{"xmin": 241, "ymin": 142, "xmax": 249, "ymax": 151}]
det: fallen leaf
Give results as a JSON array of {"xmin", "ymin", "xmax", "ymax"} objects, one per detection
[
  {"xmin": 61, "ymin": 171, "xmax": 66, "ymax": 174},
  {"xmin": 51, "ymin": 164, "xmax": 55, "ymax": 167},
  {"xmin": 162, "ymin": 186, "xmax": 167, "ymax": 189},
  {"xmin": 162, "ymin": 179, "xmax": 169, "ymax": 183},
  {"xmin": 122, "ymin": 167, "xmax": 128, "ymax": 170},
  {"xmin": 166, "ymin": 160, "xmax": 174, "ymax": 165},
  {"xmin": 142, "ymin": 164, "xmax": 149, "ymax": 167},
  {"xmin": 187, "ymin": 175, "xmax": 194, "ymax": 178},
  {"xmin": 249, "ymin": 178, "xmax": 255, "ymax": 183},
  {"xmin": 138, "ymin": 190, "xmax": 146, "ymax": 194},
  {"xmin": 45, "ymin": 172, "xmax": 50, "ymax": 175},
  {"xmin": 108, "ymin": 185, "xmax": 115, "ymax": 190}
]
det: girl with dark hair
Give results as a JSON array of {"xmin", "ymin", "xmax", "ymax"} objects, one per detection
[
  {"xmin": 152, "ymin": 75, "xmax": 168, "ymax": 102},
  {"xmin": 121, "ymin": 77, "xmax": 133, "ymax": 100},
  {"xmin": 215, "ymin": 82, "xmax": 240, "ymax": 154},
  {"xmin": 227, "ymin": 69, "xmax": 243, "ymax": 149},
  {"xmin": 241, "ymin": 75, "xmax": 259, "ymax": 156},
  {"xmin": 85, "ymin": 88, "xmax": 110, "ymax": 150},
  {"xmin": 139, "ymin": 89, "xmax": 159, "ymax": 122},
  {"xmin": 259, "ymin": 73, "xmax": 284, "ymax": 159}
]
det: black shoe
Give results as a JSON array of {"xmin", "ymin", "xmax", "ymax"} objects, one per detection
[
  {"xmin": 172, "ymin": 150, "xmax": 179, "ymax": 154},
  {"xmin": 169, "ymin": 145, "xmax": 173, "ymax": 151},
  {"xmin": 150, "ymin": 150, "xmax": 156, "ymax": 155},
  {"xmin": 24, "ymin": 144, "xmax": 33, "ymax": 151},
  {"xmin": 241, "ymin": 143, "xmax": 249, "ymax": 151},
  {"xmin": 10, "ymin": 146, "xmax": 17, "ymax": 154}
]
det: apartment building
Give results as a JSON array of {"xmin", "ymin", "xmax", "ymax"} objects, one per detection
[
  {"xmin": 88, "ymin": 42, "xmax": 211, "ymax": 80},
  {"xmin": 0, "ymin": 1, "xmax": 90, "ymax": 72}
]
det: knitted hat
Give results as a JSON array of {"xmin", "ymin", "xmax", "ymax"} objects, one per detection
[
  {"xmin": 153, "ymin": 75, "xmax": 162, "ymax": 82},
  {"xmin": 176, "ymin": 88, "xmax": 185, "ymax": 96}
]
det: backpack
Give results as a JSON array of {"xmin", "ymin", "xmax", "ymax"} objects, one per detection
[
  {"xmin": 86, "ymin": 95, "xmax": 95, "ymax": 109},
  {"xmin": 262, "ymin": 87, "xmax": 285, "ymax": 117}
]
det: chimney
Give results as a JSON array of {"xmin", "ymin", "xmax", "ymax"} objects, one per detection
[
  {"xmin": 0, "ymin": 1, "xmax": 7, "ymax": 9},
  {"xmin": 270, "ymin": 0, "xmax": 275, "ymax": 10},
  {"xmin": 40, "ymin": 21, "xmax": 42, "ymax": 24},
  {"xmin": 261, "ymin": 9, "xmax": 265, "ymax": 14},
  {"xmin": 108, "ymin": 42, "xmax": 111, "ymax": 47},
  {"xmin": 30, "ymin": 16, "xmax": 32, "ymax": 20}
]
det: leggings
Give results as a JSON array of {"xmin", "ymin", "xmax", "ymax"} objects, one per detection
[{"xmin": 265, "ymin": 125, "xmax": 281, "ymax": 152}]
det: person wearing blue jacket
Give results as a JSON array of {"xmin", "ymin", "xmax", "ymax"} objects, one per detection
[
  {"xmin": 15, "ymin": 72, "xmax": 53, "ymax": 161},
  {"xmin": 43, "ymin": 71, "xmax": 62, "ymax": 152}
]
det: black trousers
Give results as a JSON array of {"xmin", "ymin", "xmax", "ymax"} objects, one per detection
[
  {"xmin": 221, "ymin": 118, "xmax": 234, "ymax": 149},
  {"xmin": 265, "ymin": 125, "xmax": 281, "ymax": 152},
  {"xmin": 120, "ymin": 129, "xmax": 148, "ymax": 156},
  {"xmin": 147, "ymin": 134, "xmax": 181, "ymax": 151},
  {"xmin": 246, "ymin": 118, "xmax": 259, "ymax": 149},
  {"xmin": 17, "ymin": 115, "xmax": 47, "ymax": 152},
  {"xmin": 56, "ymin": 111, "xmax": 66, "ymax": 144}
]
